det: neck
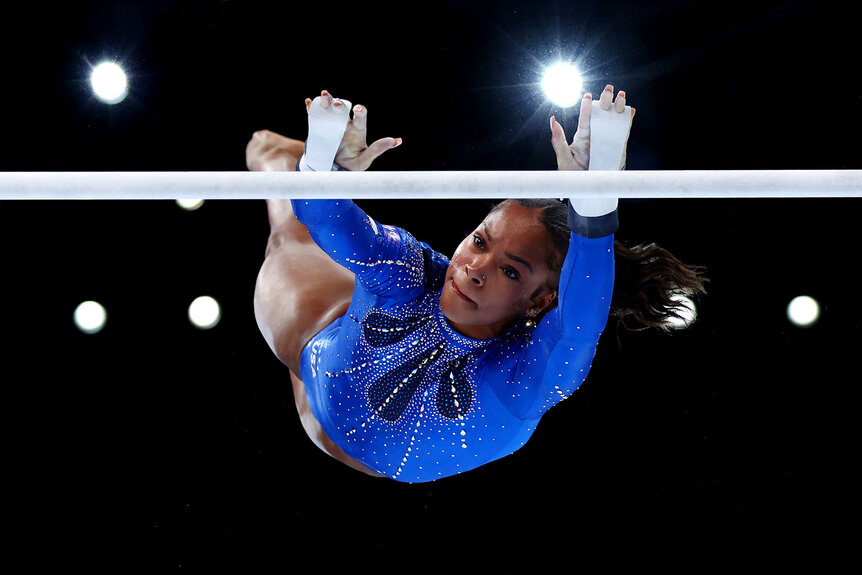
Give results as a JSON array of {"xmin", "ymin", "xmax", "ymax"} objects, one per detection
[
  {"xmin": 440, "ymin": 307, "xmax": 514, "ymax": 341},
  {"xmin": 445, "ymin": 318, "xmax": 500, "ymax": 340}
]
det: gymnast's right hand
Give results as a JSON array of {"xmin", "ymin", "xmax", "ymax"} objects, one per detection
[{"xmin": 306, "ymin": 90, "xmax": 402, "ymax": 171}]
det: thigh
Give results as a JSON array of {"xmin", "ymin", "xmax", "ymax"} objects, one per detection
[{"xmin": 254, "ymin": 201, "xmax": 355, "ymax": 375}]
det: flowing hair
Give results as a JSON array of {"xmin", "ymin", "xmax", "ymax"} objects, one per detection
[{"xmin": 489, "ymin": 199, "xmax": 709, "ymax": 332}]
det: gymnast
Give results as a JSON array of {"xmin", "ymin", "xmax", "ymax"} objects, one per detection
[{"xmin": 247, "ymin": 86, "xmax": 706, "ymax": 482}]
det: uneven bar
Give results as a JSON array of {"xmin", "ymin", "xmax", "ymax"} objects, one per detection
[{"xmin": 0, "ymin": 170, "xmax": 860, "ymax": 200}]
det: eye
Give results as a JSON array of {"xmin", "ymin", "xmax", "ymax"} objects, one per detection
[
  {"xmin": 502, "ymin": 266, "xmax": 519, "ymax": 280},
  {"xmin": 472, "ymin": 234, "xmax": 485, "ymax": 249}
]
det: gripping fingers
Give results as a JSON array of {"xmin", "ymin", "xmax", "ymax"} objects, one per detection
[
  {"xmin": 576, "ymin": 93, "xmax": 593, "ymax": 135},
  {"xmin": 614, "ymin": 90, "xmax": 626, "ymax": 113},
  {"xmin": 599, "ymin": 85, "xmax": 629, "ymax": 114},
  {"xmin": 549, "ymin": 115, "xmax": 567, "ymax": 145},
  {"xmin": 306, "ymin": 90, "xmax": 348, "ymax": 113},
  {"xmin": 320, "ymin": 90, "xmax": 333, "ymax": 108},
  {"xmin": 351, "ymin": 104, "xmax": 367, "ymax": 132},
  {"xmin": 599, "ymin": 85, "xmax": 614, "ymax": 110},
  {"xmin": 549, "ymin": 115, "xmax": 575, "ymax": 169},
  {"xmin": 303, "ymin": 90, "xmax": 352, "ymax": 171}
]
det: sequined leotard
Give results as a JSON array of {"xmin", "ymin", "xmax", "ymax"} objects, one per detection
[{"xmin": 294, "ymin": 198, "xmax": 616, "ymax": 483}]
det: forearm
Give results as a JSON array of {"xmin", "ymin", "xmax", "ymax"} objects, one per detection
[
  {"xmin": 556, "ymin": 231, "xmax": 615, "ymax": 336},
  {"xmin": 290, "ymin": 198, "xmax": 385, "ymax": 274}
]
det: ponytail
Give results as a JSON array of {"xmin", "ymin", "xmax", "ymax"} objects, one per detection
[{"xmin": 611, "ymin": 241, "xmax": 708, "ymax": 332}]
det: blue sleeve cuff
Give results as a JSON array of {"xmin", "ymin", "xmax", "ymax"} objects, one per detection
[{"xmin": 567, "ymin": 201, "xmax": 619, "ymax": 238}]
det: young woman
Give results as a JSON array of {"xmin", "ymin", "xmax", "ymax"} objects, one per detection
[{"xmin": 247, "ymin": 87, "xmax": 706, "ymax": 482}]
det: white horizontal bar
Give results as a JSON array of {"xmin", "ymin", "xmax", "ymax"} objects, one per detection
[{"xmin": 0, "ymin": 170, "xmax": 860, "ymax": 200}]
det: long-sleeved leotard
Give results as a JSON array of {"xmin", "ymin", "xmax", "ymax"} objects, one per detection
[{"xmin": 293, "ymin": 198, "xmax": 616, "ymax": 483}]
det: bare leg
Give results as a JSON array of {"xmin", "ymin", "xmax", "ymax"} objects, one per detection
[
  {"xmin": 249, "ymin": 130, "xmax": 383, "ymax": 478},
  {"xmin": 253, "ymin": 199, "xmax": 355, "ymax": 375},
  {"xmin": 248, "ymin": 130, "xmax": 354, "ymax": 371}
]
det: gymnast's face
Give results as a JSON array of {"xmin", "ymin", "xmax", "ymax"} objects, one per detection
[{"xmin": 440, "ymin": 203, "xmax": 558, "ymax": 340}]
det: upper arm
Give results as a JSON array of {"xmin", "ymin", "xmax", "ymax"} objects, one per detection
[{"xmin": 516, "ymin": 231, "xmax": 615, "ymax": 419}]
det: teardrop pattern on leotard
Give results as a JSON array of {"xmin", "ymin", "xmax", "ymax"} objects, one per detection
[
  {"xmin": 363, "ymin": 311, "xmax": 432, "ymax": 348},
  {"xmin": 435, "ymin": 356, "xmax": 474, "ymax": 420},
  {"xmin": 367, "ymin": 343, "xmax": 444, "ymax": 422}
]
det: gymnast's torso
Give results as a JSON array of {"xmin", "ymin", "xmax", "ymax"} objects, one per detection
[{"xmin": 294, "ymin": 198, "xmax": 616, "ymax": 483}]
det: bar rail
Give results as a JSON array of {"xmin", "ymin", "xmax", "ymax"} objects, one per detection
[{"xmin": 1, "ymin": 170, "xmax": 860, "ymax": 200}]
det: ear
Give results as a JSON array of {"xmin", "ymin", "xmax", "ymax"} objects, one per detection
[{"xmin": 529, "ymin": 290, "xmax": 558, "ymax": 316}]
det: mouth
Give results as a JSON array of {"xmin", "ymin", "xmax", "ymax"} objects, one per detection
[{"xmin": 450, "ymin": 280, "xmax": 475, "ymax": 304}]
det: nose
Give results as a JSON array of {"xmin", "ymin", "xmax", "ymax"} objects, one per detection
[{"xmin": 465, "ymin": 263, "xmax": 486, "ymax": 286}]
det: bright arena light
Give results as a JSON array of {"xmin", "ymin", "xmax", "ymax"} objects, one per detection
[
  {"xmin": 74, "ymin": 300, "xmax": 107, "ymax": 334},
  {"xmin": 176, "ymin": 199, "xmax": 205, "ymax": 211},
  {"xmin": 787, "ymin": 295, "xmax": 820, "ymax": 328},
  {"xmin": 542, "ymin": 62, "xmax": 584, "ymax": 108},
  {"xmin": 188, "ymin": 296, "xmax": 221, "ymax": 329},
  {"xmin": 665, "ymin": 293, "xmax": 697, "ymax": 330},
  {"xmin": 90, "ymin": 62, "xmax": 128, "ymax": 104}
]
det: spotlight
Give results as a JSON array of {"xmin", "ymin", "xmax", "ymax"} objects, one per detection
[
  {"xmin": 90, "ymin": 61, "xmax": 128, "ymax": 105},
  {"xmin": 176, "ymin": 199, "xmax": 205, "ymax": 211},
  {"xmin": 74, "ymin": 300, "xmax": 107, "ymax": 334},
  {"xmin": 665, "ymin": 293, "xmax": 697, "ymax": 330},
  {"xmin": 787, "ymin": 295, "xmax": 820, "ymax": 328},
  {"xmin": 188, "ymin": 296, "xmax": 221, "ymax": 330},
  {"xmin": 542, "ymin": 62, "xmax": 583, "ymax": 108}
]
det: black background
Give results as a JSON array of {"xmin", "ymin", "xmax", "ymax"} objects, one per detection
[{"xmin": 1, "ymin": 1, "xmax": 858, "ymax": 572}]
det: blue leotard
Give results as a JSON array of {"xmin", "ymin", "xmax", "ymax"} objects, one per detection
[{"xmin": 294, "ymin": 198, "xmax": 616, "ymax": 483}]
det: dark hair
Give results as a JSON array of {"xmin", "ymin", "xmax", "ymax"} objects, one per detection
[{"xmin": 490, "ymin": 199, "xmax": 709, "ymax": 332}]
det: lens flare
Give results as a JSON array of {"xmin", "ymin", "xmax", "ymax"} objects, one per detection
[
  {"xmin": 90, "ymin": 61, "xmax": 128, "ymax": 104},
  {"xmin": 542, "ymin": 62, "xmax": 584, "ymax": 108}
]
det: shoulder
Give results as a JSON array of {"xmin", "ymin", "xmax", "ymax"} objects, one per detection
[
  {"xmin": 415, "ymin": 238, "xmax": 450, "ymax": 293},
  {"xmin": 382, "ymin": 223, "xmax": 450, "ymax": 294}
]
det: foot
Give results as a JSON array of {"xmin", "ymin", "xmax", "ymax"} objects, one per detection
[{"xmin": 246, "ymin": 130, "xmax": 306, "ymax": 172}]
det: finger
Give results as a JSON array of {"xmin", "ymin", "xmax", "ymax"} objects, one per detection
[
  {"xmin": 614, "ymin": 90, "xmax": 626, "ymax": 113},
  {"xmin": 575, "ymin": 93, "xmax": 593, "ymax": 136},
  {"xmin": 319, "ymin": 90, "xmax": 332, "ymax": 108},
  {"xmin": 599, "ymin": 84, "xmax": 613, "ymax": 110},
  {"xmin": 305, "ymin": 98, "xmax": 312, "ymax": 112},
  {"xmin": 352, "ymin": 104, "xmax": 368, "ymax": 132},
  {"xmin": 357, "ymin": 137, "xmax": 402, "ymax": 170},
  {"xmin": 549, "ymin": 115, "xmax": 571, "ymax": 163},
  {"xmin": 549, "ymin": 115, "xmax": 568, "ymax": 144}
]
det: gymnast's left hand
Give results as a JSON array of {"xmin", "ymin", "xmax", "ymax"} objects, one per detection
[
  {"xmin": 305, "ymin": 91, "xmax": 402, "ymax": 171},
  {"xmin": 550, "ymin": 84, "xmax": 635, "ymax": 171}
]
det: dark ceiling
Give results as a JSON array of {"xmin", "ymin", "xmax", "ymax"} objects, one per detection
[{"xmin": 1, "ymin": 0, "xmax": 858, "ymax": 572}]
